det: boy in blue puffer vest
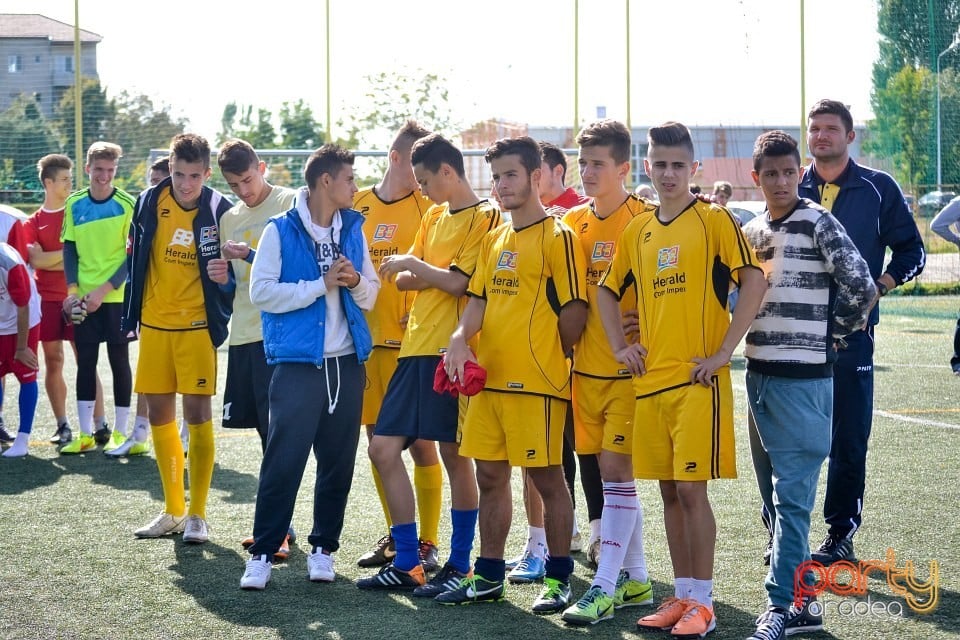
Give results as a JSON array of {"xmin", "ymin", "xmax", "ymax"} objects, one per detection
[{"xmin": 239, "ymin": 144, "xmax": 380, "ymax": 590}]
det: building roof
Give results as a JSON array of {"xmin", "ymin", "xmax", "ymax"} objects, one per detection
[{"xmin": 0, "ymin": 14, "xmax": 102, "ymax": 43}]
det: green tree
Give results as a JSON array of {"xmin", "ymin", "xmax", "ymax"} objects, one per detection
[
  {"xmin": 869, "ymin": 0, "xmax": 960, "ymax": 188},
  {"xmin": 218, "ymin": 102, "xmax": 277, "ymax": 148},
  {"xmin": 279, "ymin": 99, "xmax": 325, "ymax": 149},
  {"xmin": 53, "ymin": 78, "xmax": 114, "ymax": 162},
  {"xmin": 0, "ymin": 95, "xmax": 60, "ymax": 196}
]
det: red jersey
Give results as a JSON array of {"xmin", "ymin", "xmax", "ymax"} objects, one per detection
[
  {"xmin": 547, "ymin": 187, "xmax": 591, "ymax": 211},
  {"xmin": 18, "ymin": 209, "xmax": 68, "ymax": 301}
]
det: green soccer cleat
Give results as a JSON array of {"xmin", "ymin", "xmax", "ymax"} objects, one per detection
[
  {"xmin": 103, "ymin": 429, "xmax": 126, "ymax": 452},
  {"xmin": 613, "ymin": 570, "xmax": 654, "ymax": 608},
  {"xmin": 434, "ymin": 574, "xmax": 504, "ymax": 605},
  {"xmin": 532, "ymin": 577, "xmax": 572, "ymax": 614},
  {"xmin": 59, "ymin": 433, "xmax": 96, "ymax": 455},
  {"xmin": 562, "ymin": 585, "xmax": 615, "ymax": 625}
]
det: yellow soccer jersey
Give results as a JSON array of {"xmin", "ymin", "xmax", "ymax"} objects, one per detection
[
  {"xmin": 399, "ymin": 199, "xmax": 501, "ymax": 358},
  {"xmin": 141, "ymin": 187, "xmax": 207, "ymax": 330},
  {"xmin": 468, "ymin": 216, "xmax": 587, "ymax": 399},
  {"xmin": 354, "ymin": 186, "xmax": 433, "ymax": 349},
  {"xmin": 563, "ymin": 195, "xmax": 655, "ymax": 378},
  {"xmin": 220, "ymin": 185, "xmax": 297, "ymax": 346},
  {"xmin": 599, "ymin": 199, "xmax": 758, "ymax": 396}
]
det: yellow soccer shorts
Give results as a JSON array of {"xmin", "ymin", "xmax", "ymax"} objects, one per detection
[
  {"xmin": 135, "ymin": 325, "xmax": 217, "ymax": 396},
  {"xmin": 632, "ymin": 373, "xmax": 737, "ymax": 481},
  {"xmin": 571, "ymin": 374, "xmax": 634, "ymax": 456},
  {"xmin": 362, "ymin": 347, "xmax": 400, "ymax": 426},
  {"xmin": 459, "ymin": 390, "xmax": 566, "ymax": 467}
]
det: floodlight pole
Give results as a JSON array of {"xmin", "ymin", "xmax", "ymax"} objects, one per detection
[
  {"xmin": 936, "ymin": 27, "xmax": 960, "ymax": 189},
  {"xmin": 74, "ymin": 0, "xmax": 83, "ymax": 187}
]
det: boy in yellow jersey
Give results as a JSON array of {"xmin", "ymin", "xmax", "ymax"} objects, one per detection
[
  {"xmin": 441, "ymin": 136, "xmax": 587, "ymax": 614},
  {"xmin": 357, "ymin": 133, "xmax": 499, "ymax": 595},
  {"xmin": 124, "ymin": 133, "xmax": 234, "ymax": 543},
  {"xmin": 560, "ymin": 120, "xmax": 656, "ymax": 625},
  {"xmin": 598, "ymin": 122, "xmax": 766, "ymax": 639},
  {"xmin": 59, "ymin": 142, "xmax": 136, "ymax": 455},
  {"xmin": 206, "ymin": 139, "xmax": 297, "ymax": 557},
  {"xmin": 352, "ymin": 121, "xmax": 444, "ymax": 573}
]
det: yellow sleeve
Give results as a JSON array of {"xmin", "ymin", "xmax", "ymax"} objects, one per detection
[
  {"xmin": 467, "ymin": 231, "xmax": 493, "ymax": 298},
  {"xmin": 712, "ymin": 208, "xmax": 759, "ymax": 281},
  {"xmin": 450, "ymin": 207, "xmax": 500, "ymax": 278}
]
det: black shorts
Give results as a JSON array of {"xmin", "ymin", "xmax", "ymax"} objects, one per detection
[
  {"xmin": 222, "ymin": 341, "xmax": 273, "ymax": 430},
  {"xmin": 74, "ymin": 302, "xmax": 134, "ymax": 345},
  {"xmin": 373, "ymin": 355, "xmax": 459, "ymax": 445}
]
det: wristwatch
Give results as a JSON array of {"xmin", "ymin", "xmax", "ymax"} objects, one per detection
[{"xmin": 876, "ymin": 281, "xmax": 888, "ymax": 296}]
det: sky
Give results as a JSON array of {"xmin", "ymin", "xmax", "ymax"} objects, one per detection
[{"xmin": 7, "ymin": 0, "xmax": 881, "ymax": 143}]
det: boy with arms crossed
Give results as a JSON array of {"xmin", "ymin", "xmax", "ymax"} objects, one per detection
[
  {"xmin": 741, "ymin": 131, "xmax": 876, "ymax": 640},
  {"xmin": 598, "ymin": 122, "xmax": 766, "ymax": 638},
  {"xmin": 442, "ymin": 136, "xmax": 587, "ymax": 614},
  {"xmin": 560, "ymin": 119, "xmax": 656, "ymax": 625},
  {"xmin": 353, "ymin": 121, "xmax": 443, "ymax": 572},
  {"xmin": 357, "ymin": 133, "xmax": 499, "ymax": 596},
  {"xmin": 125, "ymin": 134, "xmax": 233, "ymax": 543}
]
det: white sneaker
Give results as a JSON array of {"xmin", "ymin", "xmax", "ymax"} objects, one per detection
[
  {"xmin": 182, "ymin": 515, "xmax": 209, "ymax": 543},
  {"xmin": 135, "ymin": 512, "xmax": 186, "ymax": 538},
  {"xmin": 307, "ymin": 547, "xmax": 335, "ymax": 582},
  {"xmin": 240, "ymin": 555, "xmax": 272, "ymax": 590}
]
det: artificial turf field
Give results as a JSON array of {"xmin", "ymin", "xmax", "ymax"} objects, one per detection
[{"xmin": 2, "ymin": 294, "xmax": 958, "ymax": 640}]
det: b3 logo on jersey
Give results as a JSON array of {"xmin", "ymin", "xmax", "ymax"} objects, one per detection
[
  {"xmin": 372, "ymin": 223, "xmax": 397, "ymax": 243},
  {"xmin": 657, "ymin": 245, "xmax": 679, "ymax": 273},
  {"xmin": 496, "ymin": 250, "xmax": 518, "ymax": 270},
  {"xmin": 592, "ymin": 241, "xmax": 615, "ymax": 260},
  {"xmin": 169, "ymin": 228, "xmax": 194, "ymax": 248}
]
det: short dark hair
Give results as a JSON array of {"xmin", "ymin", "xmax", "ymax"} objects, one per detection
[
  {"xmin": 647, "ymin": 121, "xmax": 694, "ymax": 156},
  {"xmin": 218, "ymin": 139, "xmax": 260, "ymax": 175},
  {"xmin": 808, "ymin": 99, "xmax": 853, "ymax": 133},
  {"xmin": 150, "ymin": 155, "xmax": 170, "ymax": 175},
  {"xmin": 37, "ymin": 153, "xmax": 72, "ymax": 184},
  {"xmin": 391, "ymin": 120, "xmax": 432, "ymax": 155},
  {"xmin": 410, "ymin": 133, "xmax": 465, "ymax": 177},
  {"xmin": 539, "ymin": 142, "xmax": 568, "ymax": 182},
  {"xmin": 576, "ymin": 119, "xmax": 632, "ymax": 165},
  {"xmin": 752, "ymin": 130, "xmax": 801, "ymax": 172},
  {"xmin": 304, "ymin": 144, "xmax": 354, "ymax": 190},
  {"xmin": 170, "ymin": 133, "xmax": 211, "ymax": 167},
  {"xmin": 484, "ymin": 136, "xmax": 542, "ymax": 176}
]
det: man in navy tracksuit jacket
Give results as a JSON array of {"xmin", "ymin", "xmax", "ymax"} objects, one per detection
[
  {"xmin": 795, "ymin": 100, "xmax": 924, "ymax": 565},
  {"xmin": 239, "ymin": 145, "xmax": 380, "ymax": 591}
]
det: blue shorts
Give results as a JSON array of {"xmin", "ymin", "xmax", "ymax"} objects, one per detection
[{"xmin": 374, "ymin": 356, "xmax": 459, "ymax": 445}]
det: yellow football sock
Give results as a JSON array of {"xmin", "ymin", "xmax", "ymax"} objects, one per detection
[
  {"xmin": 371, "ymin": 464, "xmax": 392, "ymax": 529},
  {"xmin": 187, "ymin": 421, "xmax": 215, "ymax": 519},
  {"xmin": 414, "ymin": 463, "xmax": 443, "ymax": 544},
  {"xmin": 151, "ymin": 421, "xmax": 185, "ymax": 516}
]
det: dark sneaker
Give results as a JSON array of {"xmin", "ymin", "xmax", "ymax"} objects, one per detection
[
  {"xmin": 419, "ymin": 539, "xmax": 440, "ymax": 573},
  {"xmin": 531, "ymin": 577, "xmax": 572, "ymax": 615},
  {"xmin": 435, "ymin": 574, "xmax": 505, "ymax": 605},
  {"xmin": 93, "ymin": 425, "xmax": 112, "ymax": 446},
  {"xmin": 763, "ymin": 531, "xmax": 773, "ymax": 566},
  {"xmin": 356, "ymin": 563, "xmax": 426, "ymax": 590},
  {"xmin": 413, "ymin": 562, "xmax": 471, "ymax": 597},
  {"xmin": 0, "ymin": 425, "xmax": 14, "ymax": 444},
  {"xmin": 748, "ymin": 606, "xmax": 786, "ymax": 640},
  {"xmin": 811, "ymin": 534, "xmax": 855, "ymax": 565},
  {"xmin": 785, "ymin": 597, "xmax": 823, "ymax": 636},
  {"xmin": 48, "ymin": 423, "xmax": 73, "ymax": 446},
  {"xmin": 357, "ymin": 535, "xmax": 395, "ymax": 567}
]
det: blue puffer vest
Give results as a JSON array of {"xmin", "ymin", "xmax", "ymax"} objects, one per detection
[{"xmin": 261, "ymin": 207, "xmax": 372, "ymax": 366}]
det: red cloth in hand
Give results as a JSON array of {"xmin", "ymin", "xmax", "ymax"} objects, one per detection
[{"xmin": 433, "ymin": 355, "xmax": 487, "ymax": 397}]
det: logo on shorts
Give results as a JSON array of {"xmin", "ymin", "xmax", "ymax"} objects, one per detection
[
  {"xmin": 613, "ymin": 434, "xmax": 625, "ymax": 445},
  {"xmin": 169, "ymin": 228, "xmax": 194, "ymax": 248},
  {"xmin": 371, "ymin": 223, "xmax": 397, "ymax": 243},
  {"xmin": 657, "ymin": 246, "xmax": 680, "ymax": 273},
  {"xmin": 496, "ymin": 250, "xmax": 518, "ymax": 270},
  {"xmin": 526, "ymin": 449, "xmax": 536, "ymax": 459},
  {"xmin": 592, "ymin": 241, "xmax": 615, "ymax": 260},
  {"xmin": 196, "ymin": 377, "xmax": 207, "ymax": 388},
  {"xmin": 684, "ymin": 461, "xmax": 697, "ymax": 472}
]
